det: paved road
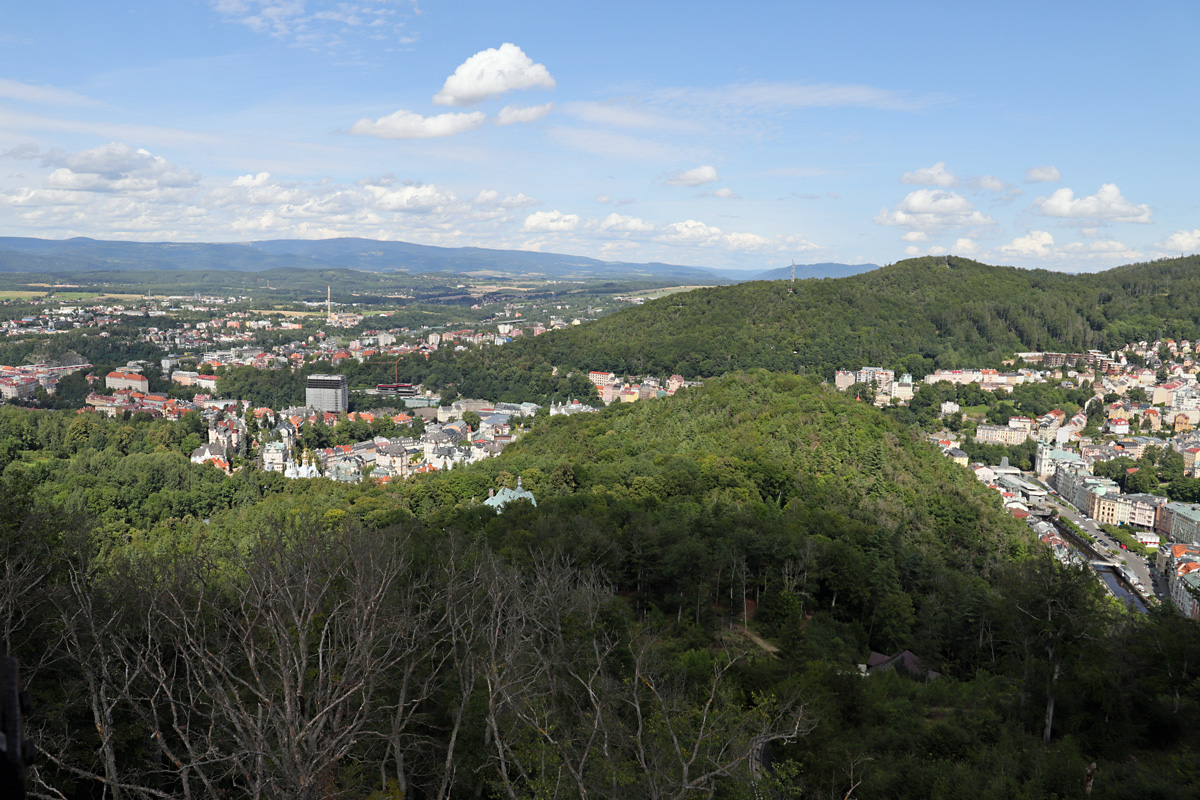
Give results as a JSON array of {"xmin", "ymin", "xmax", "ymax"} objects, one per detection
[{"xmin": 1042, "ymin": 494, "xmax": 1162, "ymax": 600}]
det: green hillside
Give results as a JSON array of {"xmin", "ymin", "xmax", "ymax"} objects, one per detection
[
  {"xmin": 7, "ymin": 372, "xmax": 1198, "ymax": 798},
  {"xmin": 451, "ymin": 254, "xmax": 1200, "ymax": 382}
]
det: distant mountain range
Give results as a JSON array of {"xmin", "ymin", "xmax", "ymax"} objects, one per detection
[
  {"xmin": 750, "ymin": 262, "xmax": 881, "ymax": 281},
  {"xmin": 0, "ymin": 236, "xmax": 875, "ymax": 283}
]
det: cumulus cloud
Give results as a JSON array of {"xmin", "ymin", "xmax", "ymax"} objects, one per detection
[
  {"xmin": 496, "ymin": 103, "xmax": 554, "ymax": 125},
  {"xmin": 901, "ymin": 231, "xmax": 928, "ymax": 242},
  {"xmin": 211, "ymin": 172, "xmax": 309, "ymax": 206},
  {"xmin": 711, "ymin": 187, "xmax": 741, "ymax": 199},
  {"xmin": 996, "ymin": 230, "xmax": 1141, "ymax": 263},
  {"xmin": 595, "ymin": 213, "xmax": 654, "ymax": 233},
  {"xmin": 900, "ymin": 161, "xmax": 957, "ymax": 187},
  {"xmin": 1025, "ymin": 166, "xmax": 1062, "ymax": 183},
  {"xmin": 665, "ymin": 165, "xmax": 718, "ymax": 187},
  {"xmin": 31, "ymin": 142, "xmax": 199, "ymax": 196},
  {"xmin": 658, "ymin": 219, "xmax": 772, "ymax": 251},
  {"xmin": 433, "ymin": 43, "xmax": 555, "ymax": 106},
  {"xmin": 521, "ymin": 210, "xmax": 579, "ymax": 233},
  {"xmin": 349, "ymin": 108, "xmax": 486, "ymax": 139},
  {"xmin": 660, "ymin": 219, "xmax": 724, "ymax": 243},
  {"xmin": 1000, "ymin": 230, "xmax": 1055, "ymax": 258},
  {"xmin": 1034, "ymin": 183, "xmax": 1152, "ymax": 224},
  {"xmin": 723, "ymin": 231, "xmax": 771, "ymax": 249},
  {"xmin": 951, "ymin": 237, "xmax": 979, "ymax": 255},
  {"xmin": 594, "ymin": 194, "xmax": 611, "ymax": 204},
  {"xmin": 1157, "ymin": 229, "xmax": 1200, "ymax": 254},
  {"xmin": 362, "ymin": 181, "xmax": 457, "ymax": 213},
  {"xmin": 874, "ymin": 189, "xmax": 995, "ymax": 230}
]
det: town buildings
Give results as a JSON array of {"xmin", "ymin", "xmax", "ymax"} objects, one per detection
[{"xmin": 306, "ymin": 374, "xmax": 348, "ymax": 413}]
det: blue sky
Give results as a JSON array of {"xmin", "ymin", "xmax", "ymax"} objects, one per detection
[{"xmin": 1, "ymin": 0, "xmax": 1197, "ymax": 272}]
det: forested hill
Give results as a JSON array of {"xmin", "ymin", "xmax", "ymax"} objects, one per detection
[
  {"xmin": 465, "ymin": 254, "xmax": 1200, "ymax": 381},
  {"xmin": 7, "ymin": 373, "xmax": 1200, "ymax": 797}
]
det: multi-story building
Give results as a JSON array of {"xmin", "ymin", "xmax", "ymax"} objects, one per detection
[
  {"xmin": 975, "ymin": 424, "xmax": 1029, "ymax": 446},
  {"xmin": 306, "ymin": 374, "xmax": 348, "ymax": 414},
  {"xmin": 106, "ymin": 370, "xmax": 149, "ymax": 392},
  {"xmin": 1124, "ymin": 493, "xmax": 1167, "ymax": 529},
  {"xmin": 1085, "ymin": 486, "xmax": 1131, "ymax": 526},
  {"xmin": 1169, "ymin": 504, "xmax": 1200, "ymax": 545}
]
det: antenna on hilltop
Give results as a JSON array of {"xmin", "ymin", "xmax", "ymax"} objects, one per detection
[{"xmin": 788, "ymin": 261, "xmax": 796, "ymax": 293}]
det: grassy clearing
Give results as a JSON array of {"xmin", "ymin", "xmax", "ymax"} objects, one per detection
[{"xmin": 638, "ymin": 285, "xmax": 711, "ymax": 299}]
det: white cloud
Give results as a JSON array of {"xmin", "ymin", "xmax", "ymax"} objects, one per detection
[
  {"xmin": 900, "ymin": 231, "xmax": 928, "ymax": 242},
  {"xmin": 777, "ymin": 235, "xmax": 822, "ymax": 253},
  {"xmin": 210, "ymin": 1, "xmax": 412, "ymax": 53},
  {"xmin": 502, "ymin": 193, "xmax": 540, "ymax": 208},
  {"xmin": 711, "ymin": 187, "xmax": 741, "ymax": 199},
  {"xmin": 969, "ymin": 175, "xmax": 1021, "ymax": 198},
  {"xmin": 952, "ymin": 237, "xmax": 979, "ymax": 255},
  {"xmin": 658, "ymin": 219, "xmax": 774, "ymax": 251},
  {"xmin": 433, "ymin": 43, "xmax": 555, "ymax": 106},
  {"xmin": 874, "ymin": 189, "xmax": 995, "ymax": 230},
  {"xmin": 665, "ymin": 165, "xmax": 719, "ymax": 187},
  {"xmin": 496, "ymin": 103, "xmax": 554, "ymax": 125},
  {"xmin": 233, "ymin": 171, "xmax": 272, "ymax": 187},
  {"xmin": 1025, "ymin": 166, "xmax": 1062, "ymax": 183},
  {"xmin": 900, "ymin": 161, "xmax": 956, "ymax": 187},
  {"xmin": 723, "ymin": 231, "xmax": 771, "ymax": 249},
  {"xmin": 660, "ymin": 219, "xmax": 724, "ymax": 244},
  {"xmin": 363, "ymin": 181, "xmax": 457, "ymax": 213},
  {"xmin": 594, "ymin": 194, "xmax": 611, "ymax": 204},
  {"xmin": 1034, "ymin": 183, "xmax": 1152, "ymax": 224},
  {"xmin": 521, "ymin": 210, "xmax": 579, "ymax": 233},
  {"xmin": 349, "ymin": 109, "xmax": 486, "ymax": 139},
  {"xmin": 1157, "ymin": 230, "xmax": 1200, "ymax": 254},
  {"xmin": 995, "ymin": 230, "xmax": 1141, "ymax": 263},
  {"xmin": 211, "ymin": 172, "xmax": 309, "ymax": 206},
  {"xmin": 1000, "ymin": 230, "xmax": 1055, "ymax": 258},
  {"xmin": 595, "ymin": 213, "xmax": 654, "ymax": 233},
  {"xmin": 30, "ymin": 143, "xmax": 199, "ymax": 196},
  {"xmin": 474, "ymin": 189, "xmax": 538, "ymax": 208}
]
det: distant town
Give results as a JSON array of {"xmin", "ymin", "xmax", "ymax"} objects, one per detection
[{"xmin": 836, "ymin": 341, "xmax": 1200, "ymax": 620}]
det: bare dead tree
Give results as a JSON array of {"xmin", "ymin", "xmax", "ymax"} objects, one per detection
[
  {"xmin": 480, "ymin": 556, "xmax": 624, "ymax": 800},
  {"xmin": 625, "ymin": 635, "xmax": 815, "ymax": 800}
]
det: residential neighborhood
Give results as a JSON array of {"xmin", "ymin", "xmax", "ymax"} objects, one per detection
[{"xmin": 835, "ymin": 341, "xmax": 1200, "ymax": 621}]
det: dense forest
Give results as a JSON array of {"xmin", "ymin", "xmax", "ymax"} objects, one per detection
[
  {"xmin": 374, "ymin": 255, "xmax": 1200, "ymax": 393},
  {"xmin": 4, "ymin": 373, "xmax": 1199, "ymax": 799}
]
